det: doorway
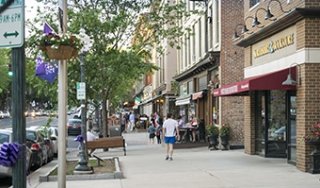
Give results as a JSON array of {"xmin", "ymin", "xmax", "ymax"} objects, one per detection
[
  {"xmin": 255, "ymin": 90, "xmax": 287, "ymax": 158},
  {"xmin": 287, "ymin": 92, "xmax": 296, "ymax": 164}
]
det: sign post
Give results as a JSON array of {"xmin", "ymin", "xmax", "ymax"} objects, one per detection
[{"xmin": 0, "ymin": 1, "xmax": 26, "ymax": 188}]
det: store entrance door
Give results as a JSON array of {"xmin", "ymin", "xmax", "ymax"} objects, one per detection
[
  {"xmin": 265, "ymin": 90, "xmax": 287, "ymax": 158},
  {"xmin": 287, "ymin": 93, "xmax": 297, "ymax": 164}
]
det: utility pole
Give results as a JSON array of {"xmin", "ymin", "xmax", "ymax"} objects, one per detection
[
  {"xmin": 57, "ymin": 0, "xmax": 67, "ymax": 187},
  {"xmin": 6, "ymin": 0, "xmax": 26, "ymax": 187},
  {"xmin": 11, "ymin": 47, "xmax": 26, "ymax": 188}
]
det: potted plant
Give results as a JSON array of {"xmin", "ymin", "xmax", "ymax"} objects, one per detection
[
  {"xmin": 37, "ymin": 33, "xmax": 83, "ymax": 60},
  {"xmin": 220, "ymin": 124, "xmax": 230, "ymax": 150},
  {"xmin": 304, "ymin": 122, "xmax": 320, "ymax": 173},
  {"xmin": 206, "ymin": 124, "xmax": 219, "ymax": 150}
]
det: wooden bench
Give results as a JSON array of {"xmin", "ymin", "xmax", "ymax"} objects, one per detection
[{"xmin": 86, "ymin": 136, "xmax": 126, "ymax": 156}]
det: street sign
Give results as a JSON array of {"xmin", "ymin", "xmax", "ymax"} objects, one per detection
[
  {"xmin": 0, "ymin": 0, "xmax": 24, "ymax": 48},
  {"xmin": 76, "ymin": 82, "xmax": 86, "ymax": 100}
]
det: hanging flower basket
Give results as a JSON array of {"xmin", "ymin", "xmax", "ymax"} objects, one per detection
[
  {"xmin": 38, "ymin": 33, "xmax": 83, "ymax": 60},
  {"xmin": 45, "ymin": 45, "xmax": 77, "ymax": 60}
]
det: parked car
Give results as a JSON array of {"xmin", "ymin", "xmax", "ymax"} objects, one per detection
[
  {"xmin": 0, "ymin": 111, "xmax": 4, "ymax": 119},
  {"xmin": 26, "ymin": 127, "xmax": 52, "ymax": 170},
  {"xmin": 67, "ymin": 118, "xmax": 82, "ymax": 136},
  {"xmin": 0, "ymin": 129, "xmax": 32, "ymax": 178},
  {"xmin": 47, "ymin": 126, "xmax": 58, "ymax": 156}
]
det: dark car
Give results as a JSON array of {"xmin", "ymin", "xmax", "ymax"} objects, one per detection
[
  {"xmin": 26, "ymin": 127, "xmax": 50, "ymax": 170},
  {"xmin": 67, "ymin": 118, "xmax": 82, "ymax": 136}
]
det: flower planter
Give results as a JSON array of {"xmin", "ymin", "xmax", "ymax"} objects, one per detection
[
  {"xmin": 307, "ymin": 139, "xmax": 320, "ymax": 174},
  {"xmin": 220, "ymin": 135, "xmax": 229, "ymax": 150},
  {"xmin": 208, "ymin": 135, "xmax": 219, "ymax": 150},
  {"xmin": 45, "ymin": 45, "xmax": 78, "ymax": 60}
]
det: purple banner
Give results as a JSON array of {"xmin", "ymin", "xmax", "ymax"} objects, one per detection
[{"xmin": 35, "ymin": 57, "xmax": 58, "ymax": 84}]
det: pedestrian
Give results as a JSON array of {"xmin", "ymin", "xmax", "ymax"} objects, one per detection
[
  {"xmin": 87, "ymin": 128, "xmax": 98, "ymax": 156},
  {"xmin": 147, "ymin": 120, "xmax": 156, "ymax": 144},
  {"xmin": 190, "ymin": 115, "xmax": 198, "ymax": 142},
  {"xmin": 156, "ymin": 116, "xmax": 163, "ymax": 144},
  {"xmin": 162, "ymin": 113, "xmax": 180, "ymax": 161},
  {"xmin": 128, "ymin": 112, "xmax": 135, "ymax": 132},
  {"xmin": 120, "ymin": 113, "xmax": 126, "ymax": 133}
]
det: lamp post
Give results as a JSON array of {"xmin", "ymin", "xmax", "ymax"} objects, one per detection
[{"xmin": 74, "ymin": 28, "xmax": 93, "ymax": 173}]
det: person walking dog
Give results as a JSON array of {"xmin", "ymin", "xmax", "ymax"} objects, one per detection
[{"xmin": 162, "ymin": 113, "xmax": 180, "ymax": 161}]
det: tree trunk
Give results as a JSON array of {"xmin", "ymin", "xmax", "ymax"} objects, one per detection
[{"xmin": 101, "ymin": 99, "xmax": 108, "ymax": 137}]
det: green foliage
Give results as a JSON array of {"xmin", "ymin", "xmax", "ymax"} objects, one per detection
[
  {"xmin": 26, "ymin": 0, "xmax": 195, "ymax": 111},
  {"xmin": 206, "ymin": 125, "xmax": 219, "ymax": 136},
  {"xmin": 220, "ymin": 125, "xmax": 231, "ymax": 137},
  {"xmin": 0, "ymin": 49, "xmax": 11, "ymax": 92},
  {"xmin": 39, "ymin": 115, "xmax": 53, "ymax": 138}
]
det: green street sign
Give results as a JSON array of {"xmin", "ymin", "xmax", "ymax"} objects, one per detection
[
  {"xmin": 0, "ymin": 0, "xmax": 24, "ymax": 48},
  {"xmin": 76, "ymin": 82, "xmax": 86, "ymax": 100}
]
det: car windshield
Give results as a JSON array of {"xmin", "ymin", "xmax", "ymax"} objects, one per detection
[
  {"xmin": 26, "ymin": 131, "xmax": 37, "ymax": 141},
  {"xmin": 68, "ymin": 119, "xmax": 81, "ymax": 125},
  {"xmin": 0, "ymin": 133, "xmax": 10, "ymax": 144}
]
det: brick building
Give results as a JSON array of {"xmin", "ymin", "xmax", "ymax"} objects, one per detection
[{"xmin": 213, "ymin": 0, "xmax": 320, "ymax": 173}]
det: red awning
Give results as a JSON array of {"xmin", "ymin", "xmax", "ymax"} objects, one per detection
[
  {"xmin": 192, "ymin": 91, "xmax": 203, "ymax": 100},
  {"xmin": 212, "ymin": 68, "xmax": 296, "ymax": 97}
]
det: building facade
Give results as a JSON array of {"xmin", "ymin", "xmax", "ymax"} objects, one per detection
[
  {"xmin": 175, "ymin": 0, "xmax": 221, "ymax": 129},
  {"xmin": 214, "ymin": 0, "xmax": 320, "ymax": 173}
]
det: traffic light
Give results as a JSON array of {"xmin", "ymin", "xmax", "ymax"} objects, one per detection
[{"xmin": 8, "ymin": 64, "xmax": 12, "ymax": 77}]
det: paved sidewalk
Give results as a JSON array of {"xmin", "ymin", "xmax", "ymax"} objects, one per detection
[{"xmin": 33, "ymin": 132, "xmax": 319, "ymax": 188}]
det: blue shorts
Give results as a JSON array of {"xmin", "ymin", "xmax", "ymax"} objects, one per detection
[{"xmin": 164, "ymin": 136, "xmax": 176, "ymax": 144}]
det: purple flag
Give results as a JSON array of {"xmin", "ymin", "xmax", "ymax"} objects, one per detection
[
  {"xmin": 35, "ymin": 57, "xmax": 58, "ymax": 84},
  {"xmin": 43, "ymin": 22, "xmax": 55, "ymax": 35}
]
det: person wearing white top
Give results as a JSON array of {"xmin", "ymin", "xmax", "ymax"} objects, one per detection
[
  {"xmin": 162, "ymin": 113, "xmax": 180, "ymax": 161},
  {"xmin": 87, "ymin": 130, "xmax": 98, "ymax": 156}
]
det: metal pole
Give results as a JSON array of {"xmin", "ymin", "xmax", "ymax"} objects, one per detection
[
  {"xmin": 11, "ymin": 46, "xmax": 26, "ymax": 188},
  {"xmin": 74, "ymin": 54, "xmax": 92, "ymax": 173},
  {"xmin": 12, "ymin": 0, "xmax": 26, "ymax": 186},
  {"xmin": 58, "ymin": 0, "xmax": 67, "ymax": 187}
]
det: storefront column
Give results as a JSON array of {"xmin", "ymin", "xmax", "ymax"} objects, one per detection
[
  {"xmin": 244, "ymin": 93, "xmax": 256, "ymax": 155},
  {"xmin": 296, "ymin": 63, "xmax": 320, "ymax": 172}
]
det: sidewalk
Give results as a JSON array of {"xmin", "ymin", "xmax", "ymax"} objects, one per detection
[{"xmin": 33, "ymin": 132, "xmax": 319, "ymax": 188}]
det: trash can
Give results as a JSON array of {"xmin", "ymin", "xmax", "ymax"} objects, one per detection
[{"xmin": 109, "ymin": 127, "xmax": 121, "ymax": 137}]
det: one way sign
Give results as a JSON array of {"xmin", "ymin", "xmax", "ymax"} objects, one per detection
[{"xmin": 0, "ymin": 0, "xmax": 24, "ymax": 48}]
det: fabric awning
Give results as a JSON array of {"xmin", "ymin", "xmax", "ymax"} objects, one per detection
[
  {"xmin": 212, "ymin": 68, "xmax": 296, "ymax": 97},
  {"xmin": 192, "ymin": 91, "xmax": 204, "ymax": 100},
  {"xmin": 175, "ymin": 95, "xmax": 191, "ymax": 106}
]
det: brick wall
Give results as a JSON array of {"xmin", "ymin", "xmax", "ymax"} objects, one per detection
[
  {"xmin": 220, "ymin": 0, "xmax": 245, "ymax": 145},
  {"xmin": 244, "ymin": 94, "xmax": 256, "ymax": 154},
  {"xmin": 296, "ymin": 63, "xmax": 320, "ymax": 172},
  {"xmin": 243, "ymin": 0, "xmax": 304, "ymax": 37}
]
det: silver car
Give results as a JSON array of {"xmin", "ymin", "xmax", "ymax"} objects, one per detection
[{"xmin": 0, "ymin": 129, "xmax": 32, "ymax": 178}]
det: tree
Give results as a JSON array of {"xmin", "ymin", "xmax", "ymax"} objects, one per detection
[
  {"xmin": 0, "ymin": 49, "xmax": 11, "ymax": 110},
  {"xmin": 27, "ymin": 0, "xmax": 194, "ymax": 136}
]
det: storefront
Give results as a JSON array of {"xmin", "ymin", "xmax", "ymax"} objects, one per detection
[{"xmin": 215, "ymin": 5, "xmax": 320, "ymax": 172}]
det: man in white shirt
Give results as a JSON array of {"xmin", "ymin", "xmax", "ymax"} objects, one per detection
[
  {"xmin": 128, "ymin": 112, "xmax": 135, "ymax": 132},
  {"xmin": 162, "ymin": 113, "xmax": 180, "ymax": 161}
]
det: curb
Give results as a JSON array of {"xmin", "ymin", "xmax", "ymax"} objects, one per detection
[{"xmin": 39, "ymin": 157, "xmax": 123, "ymax": 182}]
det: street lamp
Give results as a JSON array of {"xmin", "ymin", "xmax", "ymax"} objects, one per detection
[{"xmin": 74, "ymin": 28, "xmax": 93, "ymax": 174}]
